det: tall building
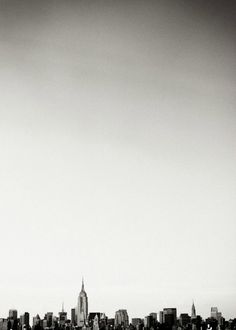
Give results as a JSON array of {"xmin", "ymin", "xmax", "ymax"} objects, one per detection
[
  {"xmin": 0, "ymin": 318, "xmax": 9, "ymax": 330},
  {"xmin": 77, "ymin": 278, "xmax": 88, "ymax": 327},
  {"xmin": 42, "ymin": 319, "xmax": 47, "ymax": 330},
  {"xmin": 9, "ymin": 310, "xmax": 18, "ymax": 321},
  {"xmin": 32, "ymin": 315, "xmax": 41, "ymax": 329},
  {"xmin": 159, "ymin": 311, "xmax": 164, "ymax": 324},
  {"xmin": 71, "ymin": 309, "xmax": 76, "ymax": 326},
  {"xmin": 191, "ymin": 302, "xmax": 196, "ymax": 319},
  {"xmin": 149, "ymin": 314, "xmax": 157, "ymax": 321},
  {"xmin": 9, "ymin": 310, "xmax": 18, "ymax": 330},
  {"xmin": 163, "ymin": 308, "xmax": 177, "ymax": 328},
  {"xmin": 144, "ymin": 316, "xmax": 151, "ymax": 329},
  {"xmin": 20, "ymin": 313, "xmax": 30, "ymax": 330},
  {"xmin": 114, "ymin": 310, "xmax": 129, "ymax": 328},
  {"xmin": 107, "ymin": 318, "xmax": 115, "ymax": 330},
  {"xmin": 144, "ymin": 314, "xmax": 157, "ymax": 329},
  {"xmin": 45, "ymin": 313, "xmax": 53, "ymax": 328},
  {"xmin": 131, "ymin": 319, "xmax": 142, "ymax": 329},
  {"xmin": 88, "ymin": 313, "xmax": 107, "ymax": 329},
  {"xmin": 211, "ymin": 308, "xmax": 223, "ymax": 325},
  {"xmin": 179, "ymin": 314, "xmax": 191, "ymax": 327},
  {"xmin": 59, "ymin": 304, "xmax": 67, "ymax": 326},
  {"xmin": 93, "ymin": 315, "xmax": 99, "ymax": 330},
  {"xmin": 211, "ymin": 308, "xmax": 218, "ymax": 319}
]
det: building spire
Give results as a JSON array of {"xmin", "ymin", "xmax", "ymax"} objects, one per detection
[
  {"xmin": 82, "ymin": 277, "xmax": 85, "ymax": 291},
  {"xmin": 191, "ymin": 300, "xmax": 196, "ymax": 318},
  {"xmin": 62, "ymin": 302, "xmax": 64, "ymax": 313}
]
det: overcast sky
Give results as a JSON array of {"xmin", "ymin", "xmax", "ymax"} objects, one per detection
[{"xmin": 0, "ymin": 0, "xmax": 236, "ymax": 322}]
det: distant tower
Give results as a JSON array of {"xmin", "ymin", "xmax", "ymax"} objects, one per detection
[
  {"xmin": 115, "ymin": 310, "xmax": 129, "ymax": 328},
  {"xmin": 191, "ymin": 302, "xmax": 196, "ymax": 319},
  {"xmin": 32, "ymin": 314, "xmax": 41, "ymax": 329},
  {"xmin": 9, "ymin": 310, "xmax": 18, "ymax": 320},
  {"xmin": 20, "ymin": 312, "xmax": 30, "ymax": 330},
  {"xmin": 93, "ymin": 315, "xmax": 99, "ymax": 330},
  {"xmin": 71, "ymin": 309, "xmax": 76, "ymax": 326},
  {"xmin": 162, "ymin": 308, "xmax": 177, "ymax": 328},
  {"xmin": 77, "ymin": 278, "xmax": 88, "ymax": 327},
  {"xmin": 211, "ymin": 307, "xmax": 218, "ymax": 319},
  {"xmin": 59, "ymin": 303, "xmax": 67, "ymax": 326}
]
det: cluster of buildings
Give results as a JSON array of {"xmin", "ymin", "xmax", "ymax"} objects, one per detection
[{"xmin": 0, "ymin": 281, "xmax": 235, "ymax": 330}]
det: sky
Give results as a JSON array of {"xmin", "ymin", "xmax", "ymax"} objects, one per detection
[{"xmin": 0, "ymin": 0, "xmax": 236, "ymax": 322}]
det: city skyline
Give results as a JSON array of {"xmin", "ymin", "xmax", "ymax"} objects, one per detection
[
  {"xmin": 1, "ymin": 302, "xmax": 235, "ymax": 330},
  {"xmin": 0, "ymin": 0, "xmax": 236, "ymax": 322},
  {"xmin": 1, "ymin": 279, "xmax": 234, "ymax": 321},
  {"xmin": 0, "ymin": 304, "xmax": 230, "ymax": 323}
]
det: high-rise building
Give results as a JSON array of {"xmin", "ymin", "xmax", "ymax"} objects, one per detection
[
  {"xmin": 144, "ymin": 315, "xmax": 156, "ymax": 329},
  {"xmin": 52, "ymin": 316, "xmax": 59, "ymax": 329},
  {"xmin": 179, "ymin": 314, "xmax": 191, "ymax": 327},
  {"xmin": 93, "ymin": 315, "xmax": 99, "ymax": 330},
  {"xmin": 159, "ymin": 312, "xmax": 164, "ymax": 324},
  {"xmin": 9, "ymin": 310, "xmax": 18, "ymax": 321},
  {"xmin": 59, "ymin": 304, "xmax": 67, "ymax": 326},
  {"xmin": 107, "ymin": 318, "xmax": 115, "ymax": 330},
  {"xmin": 20, "ymin": 313, "xmax": 30, "ymax": 330},
  {"xmin": 144, "ymin": 316, "xmax": 151, "ymax": 329},
  {"xmin": 131, "ymin": 319, "xmax": 142, "ymax": 329},
  {"xmin": 45, "ymin": 313, "xmax": 53, "ymax": 328},
  {"xmin": 210, "ymin": 308, "xmax": 223, "ymax": 325},
  {"xmin": 211, "ymin": 308, "xmax": 217, "ymax": 319},
  {"xmin": 32, "ymin": 315, "xmax": 41, "ymax": 329},
  {"xmin": 88, "ymin": 313, "xmax": 107, "ymax": 329},
  {"xmin": 77, "ymin": 278, "xmax": 88, "ymax": 327},
  {"xmin": 0, "ymin": 318, "xmax": 9, "ymax": 330},
  {"xmin": 9, "ymin": 310, "xmax": 18, "ymax": 330},
  {"xmin": 149, "ymin": 314, "xmax": 157, "ymax": 321},
  {"xmin": 163, "ymin": 308, "xmax": 177, "ymax": 328},
  {"xmin": 211, "ymin": 308, "xmax": 218, "ymax": 319},
  {"xmin": 144, "ymin": 317, "xmax": 149, "ymax": 329},
  {"xmin": 191, "ymin": 302, "xmax": 196, "ymax": 319},
  {"xmin": 71, "ymin": 309, "xmax": 76, "ymax": 326},
  {"xmin": 115, "ymin": 310, "xmax": 129, "ymax": 328}
]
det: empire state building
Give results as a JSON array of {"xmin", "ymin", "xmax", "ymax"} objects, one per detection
[{"xmin": 77, "ymin": 279, "xmax": 88, "ymax": 327}]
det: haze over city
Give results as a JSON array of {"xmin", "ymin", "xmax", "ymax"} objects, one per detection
[{"xmin": 0, "ymin": 0, "xmax": 236, "ymax": 321}]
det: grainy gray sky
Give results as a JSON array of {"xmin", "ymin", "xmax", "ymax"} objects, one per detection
[{"xmin": 0, "ymin": 0, "xmax": 236, "ymax": 321}]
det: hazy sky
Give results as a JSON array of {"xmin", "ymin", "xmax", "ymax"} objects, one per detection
[{"xmin": 0, "ymin": 0, "xmax": 236, "ymax": 322}]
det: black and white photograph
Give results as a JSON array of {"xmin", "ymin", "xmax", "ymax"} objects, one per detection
[{"xmin": 0, "ymin": 1, "xmax": 235, "ymax": 330}]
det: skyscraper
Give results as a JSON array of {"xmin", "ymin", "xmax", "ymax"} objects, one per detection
[
  {"xmin": 0, "ymin": 318, "xmax": 8, "ymax": 330},
  {"xmin": 163, "ymin": 308, "xmax": 177, "ymax": 328},
  {"xmin": 59, "ymin": 304, "xmax": 67, "ymax": 326},
  {"xmin": 93, "ymin": 315, "xmax": 99, "ymax": 330},
  {"xmin": 159, "ymin": 311, "xmax": 164, "ymax": 324},
  {"xmin": 77, "ymin": 278, "xmax": 88, "ymax": 327},
  {"xmin": 210, "ymin": 307, "xmax": 223, "ymax": 325},
  {"xmin": 71, "ymin": 309, "xmax": 76, "ymax": 326},
  {"xmin": 191, "ymin": 302, "xmax": 196, "ymax": 319},
  {"xmin": 131, "ymin": 319, "xmax": 142, "ymax": 329},
  {"xmin": 114, "ymin": 310, "xmax": 129, "ymax": 329},
  {"xmin": 9, "ymin": 310, "xmax": 17, "ymax": 321},
  {"xmin": 45, "ymin": 313, "xmax": 53, "ymax": 328},
  {"xmin": 20, "ymin": 313, "xmax": 30, "ymax": 330},
  {"xmin": 211, "ymin": 308, "xmax": 218, "ymax": 319},
  {"xmin": 32, "ymin": 315, "xmax": 41, "ymax": 329},
  {"xmin": 9, "ymin": 310, "xmax": 18, "ymax": 330},
  {"xmin": 179, "ymin": 314, "xmax": 191, "ymax": 327},
  {"xmin": 149, "ymin": 314, "xmax": 157, "ymax": 321}
]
